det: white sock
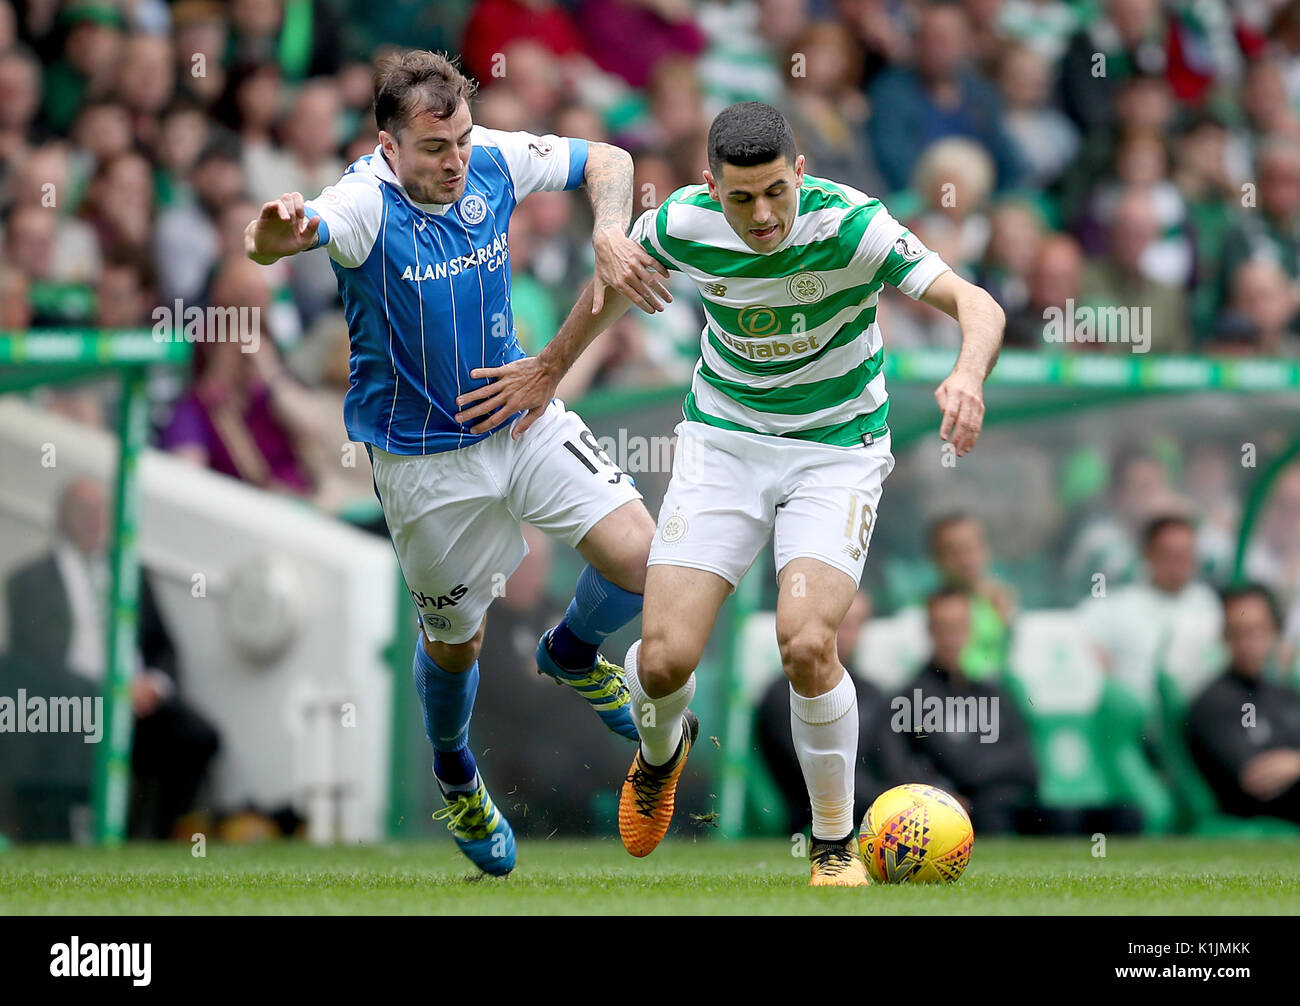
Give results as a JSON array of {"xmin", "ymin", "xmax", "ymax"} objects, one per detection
[
  {"xmin": 790, "ymin": 671, "xmax": 857, "ymax": 841},
  {"xmin": 625, "ymin": 639, "xmax": 696, "ymax": 766}
]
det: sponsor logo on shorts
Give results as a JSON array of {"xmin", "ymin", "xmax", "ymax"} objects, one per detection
[
  {"xmin": 661, "ymin": 512, "xmax": 688, "ymax": 544},
  {"xmin": 787, "ymin": 272, "xmax": 826, "ymax": 304},
  {"xmin": 842, "ymin": 543, "xmax": 862, "ymax": 561},
  {"xmin": 459, "ymin": 194, "xmax": 487, "ymax": 225},
  {"xmin": 410, "ymin": 584, "xmax": 468, "ymax": 610}
]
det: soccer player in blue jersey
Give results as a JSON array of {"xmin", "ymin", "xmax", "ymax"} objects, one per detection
[{"xmin": 244, "ymin": 50, "xmax": 671, "ymax": 876}]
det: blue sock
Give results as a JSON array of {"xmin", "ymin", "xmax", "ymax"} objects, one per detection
[
  {"xmin": 412, "ymin": 643, "xmax": 479, "ymax": 789},
  {"xmin": 547, "ymin": 565, "xmax": 644, "ymax": 670}
]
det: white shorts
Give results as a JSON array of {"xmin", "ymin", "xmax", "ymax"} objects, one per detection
[
  {"xmin": 648, "ymin": 420, "xmax": 895, "ymax": 588},
  {"xmin": 370, "ymin": 399, "xmax": 642, "ymax": 644}
]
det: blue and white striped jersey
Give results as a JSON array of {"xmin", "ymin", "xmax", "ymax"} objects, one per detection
[{"xmin": 304, "ymin": 126, "xmax": 588, "ymax": 454}]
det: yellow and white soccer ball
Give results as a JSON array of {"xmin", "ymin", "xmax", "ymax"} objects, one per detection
[{"xmin": 858, "ymin": 783, "xmax": 974, "ymax": 884}]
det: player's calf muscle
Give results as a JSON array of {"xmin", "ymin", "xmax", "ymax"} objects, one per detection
[
  {"xmin": 578, "ymin": 501, "xmax": 654, "ymax": 592},
  {"xmin": 423, "ymin": 629, "xmax": 482, "ymax": 673}
]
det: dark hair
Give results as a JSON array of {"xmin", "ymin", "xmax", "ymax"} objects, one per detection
[
  {"xmin": 1220, "ymin": 583, "xmax": 1283, "ymax": 631},
  {"xmin": 706, "ymin": 102, "xmax": 796, "ymax": 178},
  {"xmin": 1142, "ymin": 513, "xmax": 1194, "ymax": 549},
  {"xmin": 926, "ymin": 586, "xmax": 971, "ymax": 613},
  {"xmin": 927, "ymin": 511, "xmax": 978, "ymax": 551},
  {"xmin": 373, "ymin": 50, "xmax": 477, "ymax": 136}
]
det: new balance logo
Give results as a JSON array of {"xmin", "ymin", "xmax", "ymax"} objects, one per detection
[
  {"xmin": 704, "ymin": 282, "xmax": 727, "ymax": 297},
  {"xmin": 842, "ymin": 544, "xmax": 862, "ymax": 561}
]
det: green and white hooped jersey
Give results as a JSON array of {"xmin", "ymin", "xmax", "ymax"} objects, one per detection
[{"xmin": 628, "ymin": 175, "xmax": 950, "ymax": 446}]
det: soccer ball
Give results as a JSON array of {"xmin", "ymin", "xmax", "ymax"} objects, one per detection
[{"xmin": 858, "ymin": 783, "xmax": 974, "ymax": 884}]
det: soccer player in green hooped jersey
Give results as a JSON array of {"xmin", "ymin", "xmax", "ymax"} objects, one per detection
[{"xmin": 455, "ymin": 102, "xmax": 1005, "ymax": 886}]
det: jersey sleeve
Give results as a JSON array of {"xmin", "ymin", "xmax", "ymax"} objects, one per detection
[
  {"xmin": 477, "ymin": 126, "xmax": 588, "ymax": 201},
  {"xmin": 628, "ymin": 204, "xmax": 677, "ymax": 272},
  {"xmin": 304, "ymin": 171, "xmax": 384, "ymax": 269},
  {"xmin": 850, "ymin": 205, "xmax": 950, "ymax": 299}
]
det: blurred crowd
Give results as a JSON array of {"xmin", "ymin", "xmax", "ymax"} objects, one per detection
[
  {"xmin": 2, "ymin": 2, "xmax": 1300, "ymax": 487},
  {"xmin": 4, "ymin": 1, "xmax": 1300, "ymax": 838}
]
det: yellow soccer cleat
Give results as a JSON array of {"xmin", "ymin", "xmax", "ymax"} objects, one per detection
[
  {"xmin": 809, "ymin": 837, "xmax": 871, "ymax": 887},
  {"xmin": 618, "ymin": 710, "xmax": 699, "ymax": 857}
]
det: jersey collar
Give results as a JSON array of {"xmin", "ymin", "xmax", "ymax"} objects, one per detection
[{"xmin": 370, "ymin": 145, "xmax": 455, "ymax": 216}]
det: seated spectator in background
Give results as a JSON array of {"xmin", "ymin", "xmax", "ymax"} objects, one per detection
[
  {"xmin": 894, "ymin": 589, "xmax": 1037, "ymax": 834},
  {"xmin": 1058, "ymin": 0, "xmax": 1168, "ymax": 136},
  {"xmin": 0, "ymin": 44, "xmax": 41, "ymax": 170},
  {"xmin": 1082, "ymin": 127, "xmax": 1193, "ymax": 290},
  {"xmin": 910, "ymin": 137, "xmax": 995, "ymax": 271},
  {"xmin": 1079, "ymin": 187, "xmax": 1188, "ymax": 355},
  {"xmin": 162, "ymin": 259, "xmax": 317, "ymax": 495},
  {"xmin": 756, "ymin": 590, "xmax": 930, "ymax": 835},
  {"xmin": 997, "ymin": 42, "xmax": 1078, "ymax": 191},
  {"xmin": 1210, "ymin": 258, "xmax": 1300, "ymax": 356},
  {"xmin": 39, "ymin": 2, "xmax": 126, "ymax": 136},
  {"xmin": 153, "ymin": 131, "xmax": 248, "ymax": 306},
  {"xmin": 1172, "ymin": 112, "xmax": 1241, "ymax": 341},
  {"xmin": 1065, "ymin": 445, "xmax": 1187, "ymax": 592},
  {"xmin": 927, "ymin": 512, "xmax": 1015, "ymax": 681},
  {"xmin": 1083, "ymin": 515, "xmax": 1223, "ymax": 707},
  {"xmin": 170, "ymin": 0, "xmax": 230, "ymax": 108},
  {"xmin": 577, "ymin": 0, "xmax": 706, "ymax": 90},
  {"xmin": 4, "ymin": 203, "xmax": 94, "ymax": 326},
  {"xmin": 976, "ymin": 200, "xmax": 1043, "ymax": 323},
  {"xmin": 1003, "ymin": 233, "xmax": 1084, "ymax": 347},
  {"xmin": 461, "ymin": 0, "xmax": 586, "ymax": 87},
  {"xmin": 1188, "ymin": 585, "xmax": 1300, "ymax": 824},
  {"xmin": 0, "ymin": 264, "xmax": 29, "ymax": 329},
  {"xmin": 115, "ymin": 32, "xmax": 174, "ymax": 153},
  {"xmin": 867, "ymin": 1, "xmax": 1022, "ymax": 194},
  {"xmin": 1218, "ymin": 138, "xmax": 1300, "ymax": 314},
  {"xmin": 783, "ymin": 20, "xmax": 885, "ymax": 198},
  {"xmin": 10, "ymin": 143, "xmax": 103, "ymax": 286},
  {"xmin": 78, "ymin": 149, "xmax": 155, "ymax": 263},
  {"xmin": 4, "ymin": 476, "xmax": 220, "ymax": 840}
]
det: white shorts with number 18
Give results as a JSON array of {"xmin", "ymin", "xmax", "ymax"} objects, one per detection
[
  {"xmin": 370, "ymin": 399, "xmax": 642, "ymax": 644},
  {"xmin": 648, "ymin": 420, "xmax": 895, "ymax": 588}
]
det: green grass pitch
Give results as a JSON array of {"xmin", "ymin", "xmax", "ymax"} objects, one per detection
[{"xmin": 2, "ymin": 837, "xmax": 1297, "ymax": 915}]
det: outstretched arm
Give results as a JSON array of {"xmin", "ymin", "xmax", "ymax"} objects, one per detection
[
  {"xmin": 918, "ymin": 270, "xmax": 1004, "ymax": 457},
  {"xmin": 454, "ymin": 277, "xmax": 641, "ymax": 438},
  {"xmin": 244, "ymin": 191, "xmax": 321, "ymax": 265},
  {"xmin": 581, "ymin": 141, "xmax": 672, "ymax": 314}
]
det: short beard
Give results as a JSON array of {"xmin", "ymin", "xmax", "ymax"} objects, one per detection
[{"xmin": 409, "ymin": 179, "xmax": 464, "ymax": 205}]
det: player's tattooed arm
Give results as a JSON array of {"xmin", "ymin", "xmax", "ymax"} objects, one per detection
[
  {"xmin": 919, "ymin": 270, "xmax": 1005, "ymax": 457},
  {"xmin": 582, "ymin": 142, "xmax": 673, "ymax": 314}
]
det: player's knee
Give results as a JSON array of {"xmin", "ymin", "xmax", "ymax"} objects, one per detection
[
  {"xmin": 638, "ymin": 633, "xmax": 697, "ymax": 695},
  {"xmin": 423, "ymin": 626, "xmax": 483, "ymax": 673},
  {"xmin": 778, "ymin": 625, "xmax": 837, "ymax": 685}
]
